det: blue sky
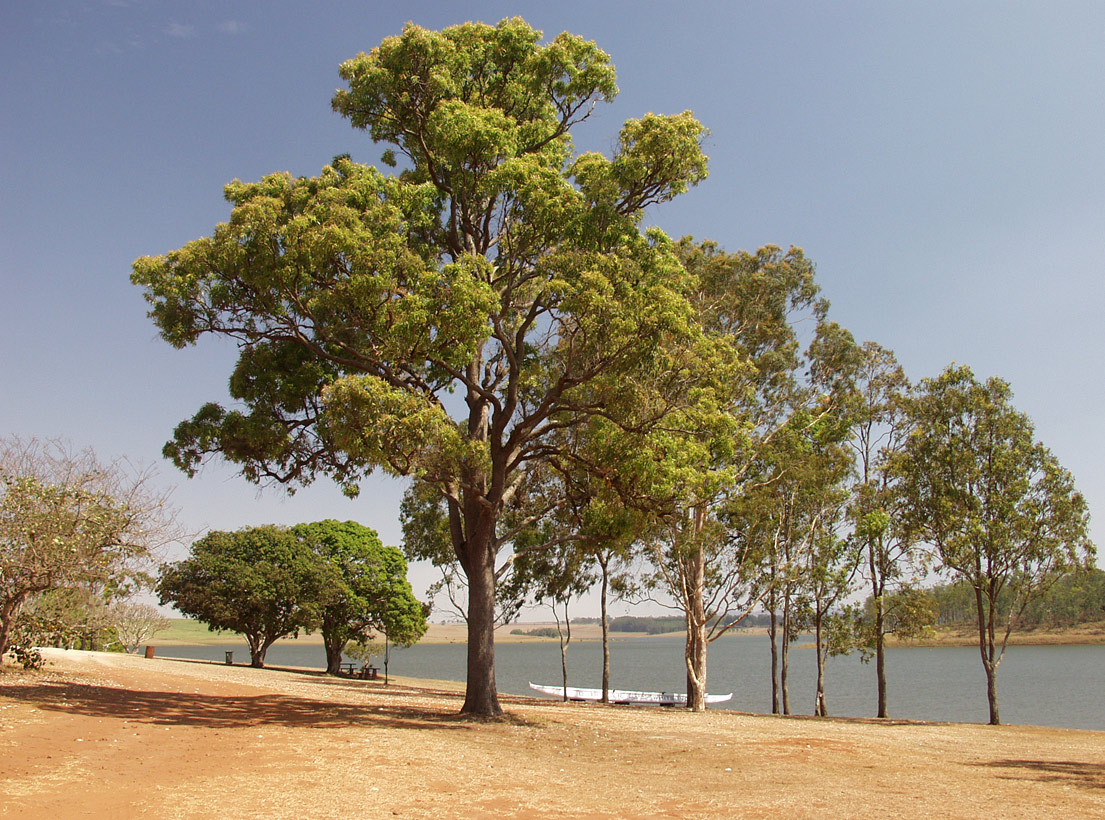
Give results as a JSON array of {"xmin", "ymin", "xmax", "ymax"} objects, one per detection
[{"xmin": 3, "ymin": 1, "xmax": 1103, "ymax": 615}]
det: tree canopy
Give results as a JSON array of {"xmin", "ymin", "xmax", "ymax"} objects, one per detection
[
  {"xmin": 158, "ymin": 525, "xmax": 324, "ymax": 668},
  {"xmin": 892, "ymin": 364, "xmax": 1094, "ymax": 724},
  {"xmin": 132, "ymin": 18, "xmax": 714, "ymax": 715},
  {"xmin": 290, "ymin": 519, "xmax": 425, "ymax": 674}
]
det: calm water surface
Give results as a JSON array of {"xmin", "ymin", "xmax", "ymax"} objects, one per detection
[{"xmin": 159, "ymin": 634, "xmax": 1105, "ymax": 731}]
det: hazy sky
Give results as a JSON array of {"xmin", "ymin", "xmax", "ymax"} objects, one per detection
[{"xmin": 3, "ymin": 1, "xmax": 1103, "ymax": 616}]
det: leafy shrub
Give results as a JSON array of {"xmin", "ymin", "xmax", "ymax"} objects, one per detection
[{"xmin": 6, "ymin": 645, "xmax": 44, "ymax": 670}]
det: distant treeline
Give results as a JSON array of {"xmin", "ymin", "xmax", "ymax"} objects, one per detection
[
  {"xmin": 510, "ymin": 626, "xmax": 562, "ymax": 638},
  {"xmin": 928, "ymin": 568, "xmax": 1105, "ymax": 629},
  {"xmin": 572, "ymin": 612, "xmax": 773, "ymax": 634},
  {"xmin": 564, "ymin": 570, "xmax": 1104, "ymax": 636}
]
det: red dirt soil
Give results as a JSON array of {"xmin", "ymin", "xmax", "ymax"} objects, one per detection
[{"xmin": 2, "ymin": 649, "xmax": 1103, "ymax": 819}]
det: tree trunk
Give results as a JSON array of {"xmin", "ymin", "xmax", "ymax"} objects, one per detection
[
  {"xmin": 768, "ymin": 588, "xmax": 779, "ymax": 715},
  {"xmin": 780, "ymin": 588, "xmax": 791, "ymax": 715},
  {"xmin": 869, "ymin": 541, "xmax": 889, "ymax": 718},
  {"xmin": 684, "ymin": 545, "xmax": 708, "ymax": 712},
  {"xmin": 553, "ymin": 601, "xmax": 571, "ymax": 700},
  {"xmin": 814, "ymin": 613, "xmax": 828, "ymax": 717},
  {"xmin": 462, "ymin": 536, "xmax": 502, "ymax": 717},
  {"xmin": 599, "ymin": 559, "xmax": 611, "ymax": 705},
  {"xmin": 685, "ymin": 616, "xmax": 708, "ymax": 712},
  {"xmin": 323, "ymin": 633, "xmax": 345, "ymax": 675},
  {"xmin": 247, "ymin": 634, "xmax": 270, "ymax": 668},
  {"xmin": 984, "ymin": 659, "xmax": 1000, "ymax": 725},
  {"xmin": 0, "ymin": 595, "xmax": 25, "ymax": 659},
  {"xmin": 975, "ymin": 585, "xmax": 1001, "ymax": 725},
  {"xmin": 875, "ymin": 611, "xmax": 888, "ymax": 718}
]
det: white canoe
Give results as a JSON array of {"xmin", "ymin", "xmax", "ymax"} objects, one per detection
[{"xmin": 529, "ymin": 682, "xmax": 732, "ymax": 706}]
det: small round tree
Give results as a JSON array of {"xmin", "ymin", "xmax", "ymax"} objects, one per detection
[{"xmin": 291, "ymin": 520, "xmax": 426, "ymax": 674}]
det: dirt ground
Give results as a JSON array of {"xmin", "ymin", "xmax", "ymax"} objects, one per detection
[{"xmin": 2, "ymin": 649, "xmax": 1103, "ymax": 819}]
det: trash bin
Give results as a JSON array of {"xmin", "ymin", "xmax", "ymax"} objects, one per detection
[
  {"xmin": 144, "ymin": 646, "xmax": 155, "ymax": 659},
  {"xmin": 225, "ymin": 651, "xmax": 234, "ymax": 665}
]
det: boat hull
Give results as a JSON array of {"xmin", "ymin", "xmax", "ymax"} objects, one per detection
[{"xmin": 529, "ymin": 682, "xmax": 732, "ymax": 706}]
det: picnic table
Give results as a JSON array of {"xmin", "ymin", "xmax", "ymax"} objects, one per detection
[{"xmin": 338, "ymin": 662, "xmax": 378, "ymax": 679}]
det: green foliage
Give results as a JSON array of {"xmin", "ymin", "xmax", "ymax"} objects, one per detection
[
  {"xmin": 607, "ymin": 616, "xmax": 686, "ymax": 635},
  {"xmin": 158, "ymin": 525, "xmax": 325, "ymax": 667},
  {"xmin": 133, "ymin": 17, "xmax": 717, "ymax": 715},
  {"xmin": 930, "ymin": 569, "xmax": 1105, "ymax": 629},
  {"xmin": 13, "ymin": 586, "xmax": 116, "ymax": 651},
  {"xmin": 894, "ymin": 365, "xmax": 1094, "ymax": 620},
  {"xmin": 345, "ymin": 638, "xmax": 385, "ymax": 663},
  {"xmin": 893, "ymin": 363, "xmax": 1095, "ymax": 723},
  {"xmin": 158, "ymin": 521, "xmax": 425, "ymax": 672},
  {"xmin": 291, "ymin": 520, "xmax": 426, "ymax": 667},
  {"xmin": 510, "ymin": 626, "xmax": 561, "ymax": 638}
]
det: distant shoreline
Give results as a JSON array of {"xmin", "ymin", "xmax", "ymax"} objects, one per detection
[{"xmin": 151, "ymin": 618, "xmax": 1105, "ymax": 648}]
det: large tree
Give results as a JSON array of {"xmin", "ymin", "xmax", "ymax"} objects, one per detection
[
  {"xmin": 0, "ymin": 437, "xmax": 176, "ymax": 660},
  {"xmin": 132, "ymin": 18, "xmax": 711, "ymax": 715},
  {"xmin": 290, "ymin": 520, "xmax": 425, "ymax": 674},
  {"xmin": 642, "ymin": 241, "xmax": 854, "ymax": 712},
  {"xmin": 893, "ymin": 364, "xmax": 1094, "ymax": 724},
  {"xmin": 159, "ymin": 526, "xmax": 324, "ymax": 668}
]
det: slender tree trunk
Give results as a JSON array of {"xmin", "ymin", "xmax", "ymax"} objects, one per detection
[
  {"xmin": 462, "ymin": 532, "xmax": 502, "ymax": 717},
  {"xmin": 975, "ymin": 585, "xmax": 1001, "ymax": 725},
  {"xmin": 599, "ymin": 557, "xmax": 611, "ymax": 705},
  {"xmin": 553, "ymin": 601, "xmax": 571, "ymax": 700},
  {"xmin": 869, "ymin": 540, "xmax": 889, "ymax": 718},
  {"xmin": 874, "ymin": 590, "xmax": 888, "ymax": 718},
  {"xmin": 814, "ymin": 612, "xmax": 828, "ymax": 717},
  {"xmin": 768, "ymin": 586, "xmax": 779, "ymax": 714},
  {"xmin": 780, "ymin": 586, "xmax": 791, "ymax": 715},
  {"xmin": 685, "ymin": 542, "xmax": 708, "ymax": 712}
]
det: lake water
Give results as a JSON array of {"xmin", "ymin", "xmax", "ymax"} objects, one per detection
[{"xmin": 156, "ymin": 634, "xmax": 1105, "ymax": 731}]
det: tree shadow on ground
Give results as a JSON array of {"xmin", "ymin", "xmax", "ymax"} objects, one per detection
[
  {"xmin": 979, "ymin": 759, "xmax": 1105, "ymax": 791},
  {"xmin": 0, "ymin": 677, "xmax": 535, "ymax": 732},
  {"xmin": 160, "ymin": 657, "xmax": 541, "ymax": 723}
]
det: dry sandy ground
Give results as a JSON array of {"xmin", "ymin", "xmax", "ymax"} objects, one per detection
[{"xmin": 2, "ymin": 649, "xmax": 1103, "ymax": 820}]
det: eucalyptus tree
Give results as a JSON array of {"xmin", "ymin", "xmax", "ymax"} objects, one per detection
[
  {"xmin": 893, "ymin": 364, "xmax": 1094, "ymax": 724},
  {"xmin": 511, "ymin": 537, "xmax": 595, "ymax": 701},
  {"xmin": 846, "ymin": 342, "xmax": 918, "ymax": 717},
  {"xmin": 642, "ymin": 241, "xmax": 858, "ymax": 712},
  {"xmin": 132, "ymin": 19, "xmax": 714, "ymax": 716},
  {"xmin": 744, "ymin": 405, "xmax": 854, "ymax": 716},
  {"xmin": 507, "ymin": 415, "xmax": 650, "ymax": 703},
  {"xmin": 0, "ymin": 437, "xmax": 177, "ymax": 660},
  {"xmin": 789, "ymin": 433, "xmax": 856, "ymax": 717}
]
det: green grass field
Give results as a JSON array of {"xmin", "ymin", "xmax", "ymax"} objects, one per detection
[{"xmin": 152, "ymin": 619, "xmax": 238, "ymax": 646}]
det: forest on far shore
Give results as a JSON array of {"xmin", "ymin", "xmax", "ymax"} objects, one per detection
[{"xmin": 509, "ymin": 568, "xmax": 1105, "ymax": 638}]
